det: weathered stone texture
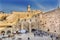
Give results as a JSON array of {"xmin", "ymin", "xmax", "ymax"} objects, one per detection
[{"xmin": 40, "ymin": 9, "xmax": 60, "ymax": 35}]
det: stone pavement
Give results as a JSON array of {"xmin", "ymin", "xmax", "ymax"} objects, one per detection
[{"xmin": 1, "ymin": 33, "xmax": 57, "ymax": 40}]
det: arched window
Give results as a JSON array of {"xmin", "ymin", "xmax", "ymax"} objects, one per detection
[{"xmin": 1, "ymin": 31, "xmax": 5, "ymax": 34}]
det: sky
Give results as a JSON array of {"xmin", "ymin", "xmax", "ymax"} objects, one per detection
[{"xmin": 0, "ymin": 0, "xmax": 60, "ymax": 13}]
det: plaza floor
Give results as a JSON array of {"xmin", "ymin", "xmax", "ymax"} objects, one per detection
[{"xmin": 0, "ymin": 33, "xmax": 58, "ymax": 40}]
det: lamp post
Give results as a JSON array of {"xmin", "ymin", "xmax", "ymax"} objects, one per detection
[{"xmin": 57, "ymin": 0, "xmax": 59, "ymax": 8}]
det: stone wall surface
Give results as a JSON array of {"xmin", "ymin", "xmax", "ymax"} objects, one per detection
[
  {"xmin": 39, "ymin": 9, "xmax": 60, "ymax": 35},
  {"xmin": 0, "ymin": 7, "xmax": 60, "ymax": 36}
]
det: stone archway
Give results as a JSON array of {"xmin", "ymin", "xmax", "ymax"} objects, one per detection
[
  {"xmin": 7, "ymin": 30, "xmax": 11, "ymax": 34},
  {"xmin": 1, "ymin": 31, "xmax": 5, "ymax": 35},
  {"xmin": 32, "ymin": 29, "xmax": 36, "ymax": 32}
]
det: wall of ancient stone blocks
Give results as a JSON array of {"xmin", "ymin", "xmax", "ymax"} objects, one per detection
[{"xmin": 39, "ymin": 10, "xmax": 60, "ymax": 35}]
